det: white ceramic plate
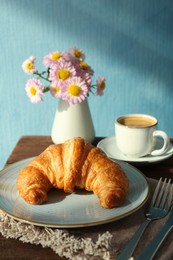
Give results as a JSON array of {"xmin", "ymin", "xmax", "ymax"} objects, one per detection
[
  {"xmin": 97, "ymin": 137, "xmax": 173, "ymax": 165},
  {"xmin": 0, "ymin": 158, "xmax": 149, "ymax": 228}
]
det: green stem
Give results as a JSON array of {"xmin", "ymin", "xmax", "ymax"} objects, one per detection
[
  {"xmin": 43, "ymin": 86, "xmax": 50, "ymax": 93},
  {"xmin": 34, "ymin": 71, "xmax": 51, "ymax": 82}
]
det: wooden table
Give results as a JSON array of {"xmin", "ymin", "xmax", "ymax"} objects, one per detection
[{"xmin": 1, "ymin": 136, "xmax": 173, "ymax": 259}]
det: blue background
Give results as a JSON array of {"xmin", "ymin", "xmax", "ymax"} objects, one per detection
[{"xmin": 0, "ymin": 0, "xmax": 173, "ymax": 169}]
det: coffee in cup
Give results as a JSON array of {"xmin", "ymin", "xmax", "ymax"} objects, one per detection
[{"xmin": 115, "ymin": 114, "xmax": 170, "ymax": 158}]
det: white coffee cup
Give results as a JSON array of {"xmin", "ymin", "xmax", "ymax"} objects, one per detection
[{"xmin": 115, "ymin": 114, "xmax": 170, "ymax": 158}]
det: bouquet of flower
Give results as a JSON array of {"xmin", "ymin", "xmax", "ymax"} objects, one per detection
[{"xmin": 22, "ymin": 47, "xmax": 106, "ymax": 105}]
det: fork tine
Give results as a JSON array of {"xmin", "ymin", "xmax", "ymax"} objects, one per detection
[
  {"xmin": 150, "ymin": 178, "xmax": 162, "ymax": 207},
  {"xmin": 160, "ymin": 179, "xmax": 171, "ymax": 208},
  {"xmin": 154, "ymin": 178, "xmax": 167, "ymax": 207},
  {"xmin": 166, "ymin": 184, "xmax": 173, "ymax": 209}
]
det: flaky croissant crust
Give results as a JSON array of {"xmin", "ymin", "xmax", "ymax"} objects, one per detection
[{"xmin": 17, "ymin": 137, "xmax": 128, "ymax": 208}]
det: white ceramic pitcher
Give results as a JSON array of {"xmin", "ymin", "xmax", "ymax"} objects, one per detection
[{"xmin": 51, "ymin": 99, "xmax": 95, "ymax": 144}]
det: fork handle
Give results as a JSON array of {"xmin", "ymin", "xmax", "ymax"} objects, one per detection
[
  {"xmin": 136, "ymin": 222, "xmax": 173, "ymax": 260},
  {"xmin": 116, "ymin": 219, "xmax": 151, "ymax": 260}
]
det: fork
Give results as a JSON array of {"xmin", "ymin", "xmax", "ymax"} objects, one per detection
[
  {"xmin": 117, "ymin": 178, "xmax": 173, "ymax": 260},
  {"xmin": 136, "ymin": 200, "xmax": 173, "ymax": 259}
]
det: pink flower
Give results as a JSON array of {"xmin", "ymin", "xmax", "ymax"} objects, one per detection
[
  {"xmin": 96, "ymin": 76, "xmax": 106, "ymax": 96},
  {"xmin": 25, "ymin": 78, "xmax": 44, "ymax": 103},
  {"xmin": 49, "ymin": 60, "xmax": 76, "ymax": 83},
  {"xmin": 72, "ymin": 60, "xmax": 94, "ymax": 82},
  {"xmin": 22, "ymin": 56, "xmax": 36, "ymax": 74},
  {"xmin": 68, "ymin": 47, "xmax": 85, "ymax": 61},
  {"xmin": 22, "ymin": 47, "xmax": 106, "ymax": 104},
  {"xmin": 63, "ymin": 52, "xmax": 78, "ymax": 64},
  {"xmin": 79, "ymin": 61, "xmax": 94, "ymax": 76},
  {"xmin": 62, "ymin": 76, "xmax": 89, "ymax": 104},
  {"xmin": 84, "ymin": 73, "xmax": 92, "ymax": 86},
  {"xmin": 50, "ymin": 80, "xmax": 64, "ymax": 98},
  {"xmin": 43, "ymin": 51, "xmax": 63, "ymax": 66}
]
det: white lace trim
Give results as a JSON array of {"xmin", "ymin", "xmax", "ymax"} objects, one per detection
[{"xmin": 0, "ymin": 211, "xmax": 113, "ymax": 259}]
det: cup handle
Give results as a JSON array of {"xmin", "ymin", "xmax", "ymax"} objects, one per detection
[{"xmin": 151, "ymin": 130, "xmax": 170, "ymax": 156}]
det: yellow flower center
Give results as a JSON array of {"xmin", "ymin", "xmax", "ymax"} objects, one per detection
[
  {"xmin": 51, "ymin": 52, "xmax": 61, "ymax": 61},
  {"xmin": 58, "ymin": 69, "xmax": 70, "ymax": 80},
  {"xmin": 54, "ymin": 86, "xmax": 60, "ymax": 93},
  {"xmin": 79, "ymin": 61, "xmax": 89, "ymax": 71},
  {"xmin": 100, "ymin": 81, "xmax": 105, "ymax": 91},
  {"xmin": 74, "ymin": 49, "xmax": 82, "ymax": 58},
  {"xmin": 30, "ymin": 86, "xmax": 36, "ymax": 96},
  {"xmin": 68, "ymin": 84, "xmax": 80, "ymax": 96},
  {"xmin": 26, "ymin": 62, "xmax": 34, "ymax": 70}
]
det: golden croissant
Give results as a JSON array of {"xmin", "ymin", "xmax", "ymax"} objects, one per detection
[{"xmin": 17, "ymin": 137, "xmax": 128, "ymax": 208}]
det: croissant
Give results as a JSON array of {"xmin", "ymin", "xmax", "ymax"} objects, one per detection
[{"xmin": 17, "ymin": 137, "xmax": 128, "ymax": 208}]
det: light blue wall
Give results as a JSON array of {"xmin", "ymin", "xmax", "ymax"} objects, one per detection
[{"xmin": 0, "ymin": 0, "xmax": 173, "ymax": 169}]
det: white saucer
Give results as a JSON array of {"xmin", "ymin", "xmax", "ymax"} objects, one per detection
[{"xmin": 97, "ymin": 137, "xmax": 173, "ymax": 165}]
